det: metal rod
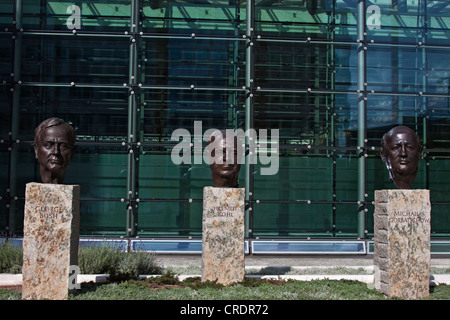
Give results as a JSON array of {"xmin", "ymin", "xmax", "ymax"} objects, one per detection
[
  {"xmin": 11, "ymin": 82, "xmax": 450, "ymax": 98},
  {"xmin": 126, "ymin": 0, "xmax": 139, "ymax": 237},
  {"xmin": 244, "ymin": 0, "xmax": 255, "ymax": 238},
  {"xmin": 357, "ymin": 0, "xmax": 366, "ymax": 239}
]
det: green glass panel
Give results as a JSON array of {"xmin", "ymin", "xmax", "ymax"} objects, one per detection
[
  {"xmin": 142, "ymin": 0, "xmax": 243, "ymax": 33},
  {"xmin": 22, "ymin": 0, "xmax": 130, "ymax": 31},
  {"xmin": 255, "ymin": 0, "xmax": 357, "ymax": 39},
  {"xmin": 139, "ymin": 152, "xmax": 210, "ymax": 200},
  {"xmin": 334, "ymin": 203, "xmax": 359, "ymax": 236},
  {"xmin": 253, "ymin": 156, "xmax": 333, "ymax": 201},
  {"xmin": 252, "ymin": 203, "xmax": 334, "ymax": 237},
  {"xmin": 366, "ymin": 0, "xmax": 450, "ymax": 44},
  {"xmin": 335, "ymin": 155, "xmax": 358, "ymax": 201},
  {"xmin": 431, "ymin": 204, "xmax": 450, "ymax": 235},
  {"xmin": 64, "ymin": 150, "xmax": 129, "ymax": 236},
  {"xmin": 137, "ymin": 201, "xmax": 202, "ymax": 237},
  {"xmin": 139, "ymin": 149, "xmax": 246, "ymax": 199},
  {"xmin": 80, "ymin": 200, "xmax": 126, "ymax": 236},
  {"xmin": 64, "ymin": 151, "xmax": 128, "ymax": 199},
  {"xmin": 429, "ymin": 159, "xmax": 450, "ymax": 202}
]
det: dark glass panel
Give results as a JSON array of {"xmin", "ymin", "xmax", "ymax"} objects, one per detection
[
  {"xmin": 17, "ymin": 86, "xmax": 128, "ymax": 142},
  {"xmin": 21, "ymin": 35, "xmax": 129, "ymax": 84}
]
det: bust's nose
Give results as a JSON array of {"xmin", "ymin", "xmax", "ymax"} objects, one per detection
[{"xmin": 399, "ymin": 144, "xmax": 407, "ymax": 157}]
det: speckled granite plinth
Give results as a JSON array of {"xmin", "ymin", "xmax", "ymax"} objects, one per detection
[
  {"xmin": 374, "ymin": 189, "xmax": 431, "ymax": 300},
  {"xmin": 202, "ymin": 187, "xmax": 245, "ymax": 286},
  {"xmin": 22, "ymin": 182, "xmax": 80, "ymax": 300}
]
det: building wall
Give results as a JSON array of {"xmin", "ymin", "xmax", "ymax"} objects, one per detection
[{"xmin": 1, "ymin": 0, "xmax": 449, "ymax": 239}]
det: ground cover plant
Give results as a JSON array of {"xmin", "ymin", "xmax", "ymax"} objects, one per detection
[{"xmin": 1, "ymin": 269, "xmax": 450, "ymax": 301}]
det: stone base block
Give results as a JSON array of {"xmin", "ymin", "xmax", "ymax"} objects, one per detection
[
  {"xmin": 374, "ymin": 189, "xmax": 431, "ymax": 300},
  {"xmin": 202, "ymin": 187, "xmax": 245, "ymax": 286},
  {"xmin": 22, "ymin": 182, "xmax": 80, "ymax": 300}
]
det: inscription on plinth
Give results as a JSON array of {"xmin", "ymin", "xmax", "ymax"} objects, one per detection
[
  {"xmin": 22, "ymin": 182, "xmax": 80, "ymax": 300},
  {"xmin": 374, "ymin": 189, "xmax": 431, "ymax": 300},
  {"xmin": 202, "ymin": 187, "xmax": 245, "ymax": 286}
]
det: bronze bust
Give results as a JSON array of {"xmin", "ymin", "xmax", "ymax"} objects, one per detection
[
  {"xmin": 207, "ymin": 130, "xmax": 241, "ymax": 188},
  {"xmin": 34, "ymin": 117, "xmax": 76, "ymax": 184},
  {"xmin": 380, "ymin": 126, "xmax": 423, "ymax": 189}
]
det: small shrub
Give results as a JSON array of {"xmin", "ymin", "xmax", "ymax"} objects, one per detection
[
  {"xmin": 0, "ymin": 242, "xmax": 162, "ymax": 280},
  {"xmin": 108, "ymin": 251, "xmax": 163, "ymax": 283},
  {"xmin": 78, "ymin": 244, "xmax": 122, "ymax": 274},
  {"xmin": 0, "ymin": 242, "xmax": 23, "ymax": 273},
  {"xmin": 109, "ymin": 253, "xmax": 140, "ymax": 282},
  {"xmin": 131, "ymin": 251, "xmax": 163, "ymax": 275}
]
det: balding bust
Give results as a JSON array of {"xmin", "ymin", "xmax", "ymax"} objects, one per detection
[{"xmin": 380, "ymin": 126, "xmax": 423, "ymax": 189}]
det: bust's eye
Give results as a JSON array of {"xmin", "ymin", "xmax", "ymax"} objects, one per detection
[{"xmin": 43, "ymin": 142, "xmax": 54, "ymax": 149}]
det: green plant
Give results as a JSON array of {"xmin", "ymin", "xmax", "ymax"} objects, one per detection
[
  {"xmin": 0, "ymin": 242, "xmax": 23, "ymax": 273},
  {"xmin": 78, "ymin": 244, "xmax": 123, "ymax": 274},
  {"xmin": 146, "ymin": 269, "xmax": 180, "ymax": 285},
  {"xmin": 108, "ymin": 251, "xmax": 163, "ymax": 282}
]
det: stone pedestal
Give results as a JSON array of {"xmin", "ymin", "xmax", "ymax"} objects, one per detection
[
  {"xmin": 374, "ymin": 189, "xmax": 431, "ymax": 300},
  {"xmin": 22, "ymin": 182, "xmax": 80, "ymax": 300},
  {"xmin": 202, "ymin": 187, "xmax": 245, "ymax": 286}
]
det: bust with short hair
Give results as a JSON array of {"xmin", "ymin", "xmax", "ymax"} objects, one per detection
[
  {"xmin": 34, "ymin": 117, "xmax": 76, "ymax": 184},
  {"xmin": 207, "ymin": 130, "xmax": 241, "ymax": 188},
  {"xmin": 380, "ymin": 126, "xmax": 423, "ymax": 189}
]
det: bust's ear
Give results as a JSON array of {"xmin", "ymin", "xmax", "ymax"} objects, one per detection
[{"xmin": 34, "ymin": 144, "xmax": 38, "ymax": 159}]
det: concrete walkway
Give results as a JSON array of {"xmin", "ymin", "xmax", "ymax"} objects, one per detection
[{"xmin": 156, "ymin": 253, "xmax": 450, "ymax": 268}]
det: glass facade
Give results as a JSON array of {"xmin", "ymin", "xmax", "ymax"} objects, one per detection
[{"xmin": 1, "ymin": 0, "xmax": 449, "ymax": 241}]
